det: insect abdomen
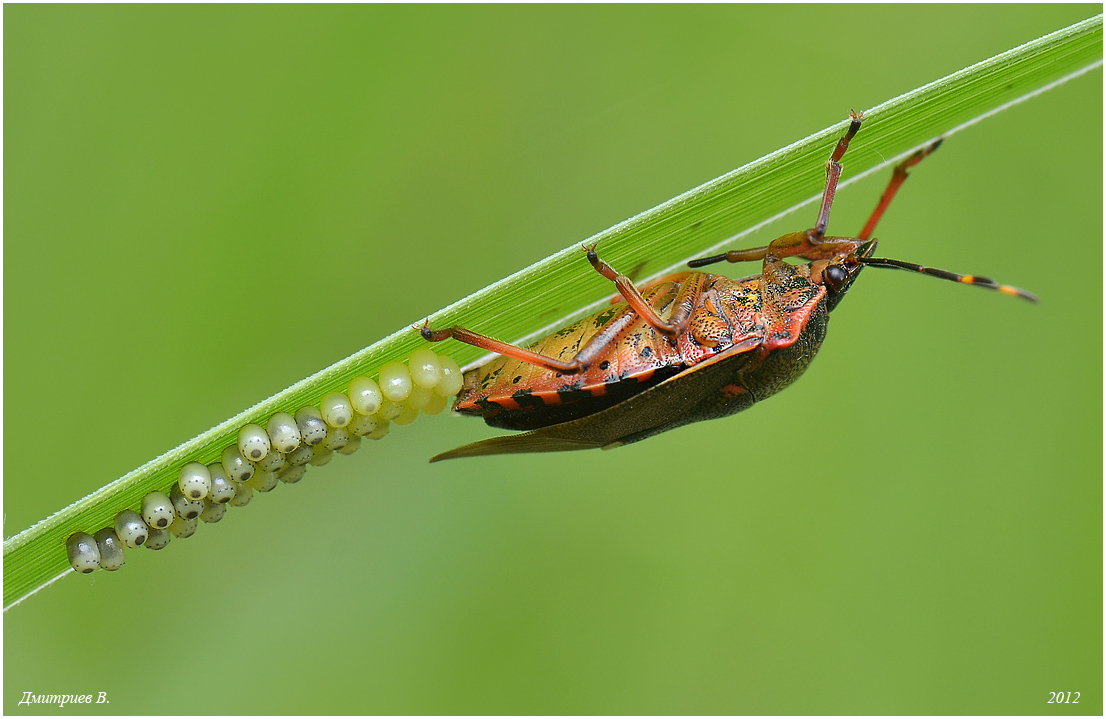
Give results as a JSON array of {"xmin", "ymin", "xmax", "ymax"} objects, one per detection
[{"xmin": 460, "ymin": 364, "xmax": 684, "ymax": 430}]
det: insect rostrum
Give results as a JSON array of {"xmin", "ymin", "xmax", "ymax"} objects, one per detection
[{"xmin": 422, "ymin": 113, "xmax": 1036, "ymax": 461}]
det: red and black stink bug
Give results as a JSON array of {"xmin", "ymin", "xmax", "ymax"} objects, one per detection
[{"xmin": 421, "ymin": 113, "xmax": 1036, "ymax": 461}]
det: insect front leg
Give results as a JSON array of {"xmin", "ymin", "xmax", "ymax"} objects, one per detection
[
  {"xmin": 858, "ymin": 139, "xmax": 942, "ymax": 240},
  {"xmin": 688, "ymin": 111, "xmax": 864, "ymax": 270}
]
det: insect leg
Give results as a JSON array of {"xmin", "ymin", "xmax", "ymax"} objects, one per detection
[
  {"xmin": 687, "ymin": 245, "xmax": 768, "ymax": 269},
  {"xmin": 420, "ymin": 303, "xmax": 645, "ymax": 375},
  {"xmin": 692, "ymin": 112, "xmax": 863, "ymax": 268},
  {"xmin": 585, "ymin": 246, "xmax": 696, "ymax": 336},
  {"xmin": 661, "ymin": 272, "xmax": 711, "ymax": 331},
  {"xmin": 812, "ymin": 111, "xmax": 863, "ymax": 240},
  {"xmin": 859, "ymin": 139, "xmax": 942, "ymax": 241}
]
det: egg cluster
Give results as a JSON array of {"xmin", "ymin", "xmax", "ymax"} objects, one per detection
[{"xmin": 65, "ymin": 350, "xmax": 463, "ymax": 574}]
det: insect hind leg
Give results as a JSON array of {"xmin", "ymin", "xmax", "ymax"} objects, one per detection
[
  {"xmin": 420, "ymin": 323, "xmax": 587, "ymax": 374},
  {"xmin": 420, "ymin": 296, "xmax": 646, "ymax": 375}
]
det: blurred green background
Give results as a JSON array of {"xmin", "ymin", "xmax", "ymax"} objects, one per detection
[{"xmin": 4, "ymin": 5, "xmax": 1101, "ymax": 714}]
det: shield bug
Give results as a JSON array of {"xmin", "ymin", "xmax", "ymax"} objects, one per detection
[{"xmin": 421, "ymin": 113, "xmax": 1036, "ymax": 461}]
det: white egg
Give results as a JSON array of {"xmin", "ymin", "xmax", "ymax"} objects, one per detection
[
  {"xmin": 348, "ymin": 412, "xmax": 379, "ymax": 437},
  {"xmin": 378, "ymin": 399, "xmax": 404, "ymax": 420},
  {"xmin": 200, "ymin": 499, "xmax": 227, "ymax": 524},
  {"xmin": 169, "ymin": 515, "xmax": 198, "ymax": 538},
  {"xmin": 322, "ymin": 426, "xmax": 350, "ymax": 452},
  {"xmin": 170, "ymin": 483, "xmax": 203, "ymax": 520},
  {"xmin": 256, "ymin": 448, "xmax": 286, "ymax": 474},
  {"xmin": 207, "ymin": 464, "xmax": 237, "ymax": 504},
  {"xmin": 177, "ymin": 461, "xmax": 212, "ymax": 501},
  {"xmin": 405, "ymin": 385, "xmax": 433, "ymax": 410},
  {"xmin": 367, "ymin": 419, "xmax": 391, "ymax": 440},
  {"xmin": 337, "ymin": 434, "xmax": 362, "ymax": 455},
  {"xmin": 285, "ymin": 444, "xmax": 314, "ymax": 467},
  {"xmin": 378, "ymin": 361, "xmax": 412, "ymax": 402},
  {"xmin": 408, "ymin": 348, "xmax": 443, "ymax": 389},
  {"xmin": 220, "ymin": 446, "xmax": 255, "ymax": 483},
  {"xmin": 228, "ymin": 481, "xmax": 253, "ymax": 507},
  {"xmin": 93, "ymin": 528, "xmax": 125, "ymax": 571},
  {"xmin": 248, "ymin": 470, "xmax": 278, "ymax": 493},
  {"xmin": 266, "ymin": 412, "xmax": 301, "ymax": 453},
  {"xmin": 393, "ymin": 403, "xmax": 419, "ymax": 426},
  {"xmin": 348, "ymin": 376, "xmax": 383, "ymax": 416},
  {"xmin": 309, "ymin": 446, "xmax": 334, "ymax": 466},
  {"xmin": 145, "ymin": 527, "xmax": 172, "ymax": 550},
  {"xmin": 113, "ymin": 509, "xmax": 149, "ymax": 548},
  {"xmin": 278, "ymin": 463, "xmax": 307, "ymax": 484},
  {"xmin": 320, "ymin": 392, "xmax": 353, "ymax": 428},
  {"xmin": 141, "ymin": 491, "xmax": 175, "ymax": 530},
  {"xmin": 66, "ymin": 532, "xmax": 100, "ymax": 573},
  {"xmin": 435, "ymin": 354, "xmax": 464, "ymax": 397},
  {"xmin": 422, "ymin": 392, "xmax": 449, "ymax": 415},
  {"xmin": 237, "ymin": 423, "xmax": 271, "ymax": 463},
  {"xmin": 294, "ymin": 406, "xmax": 328, "ymax": 446}
]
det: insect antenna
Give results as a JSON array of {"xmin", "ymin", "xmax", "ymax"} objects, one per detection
[{"xmin": 859, "ymin": 257, "xmax": 1038, "ymax": 302}]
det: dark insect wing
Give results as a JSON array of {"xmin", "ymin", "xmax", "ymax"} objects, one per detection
[{"xmin": 431, "ymin": 336, "xmax": 764, "ymax": 461}]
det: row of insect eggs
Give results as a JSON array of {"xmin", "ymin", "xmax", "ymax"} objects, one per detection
[{"xmin": 65, "ymin": 349, "xmax": 464, "ymax": 573}]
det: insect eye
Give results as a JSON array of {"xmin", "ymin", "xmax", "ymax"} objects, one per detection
[{"xmin": 824, "ymin": 264, "xmax": 848, "ymax": 290}]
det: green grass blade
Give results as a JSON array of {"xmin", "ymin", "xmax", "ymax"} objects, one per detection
[{"xmin": 4, "ymin": 15, "xmax": 1101, "ymax": 610}]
